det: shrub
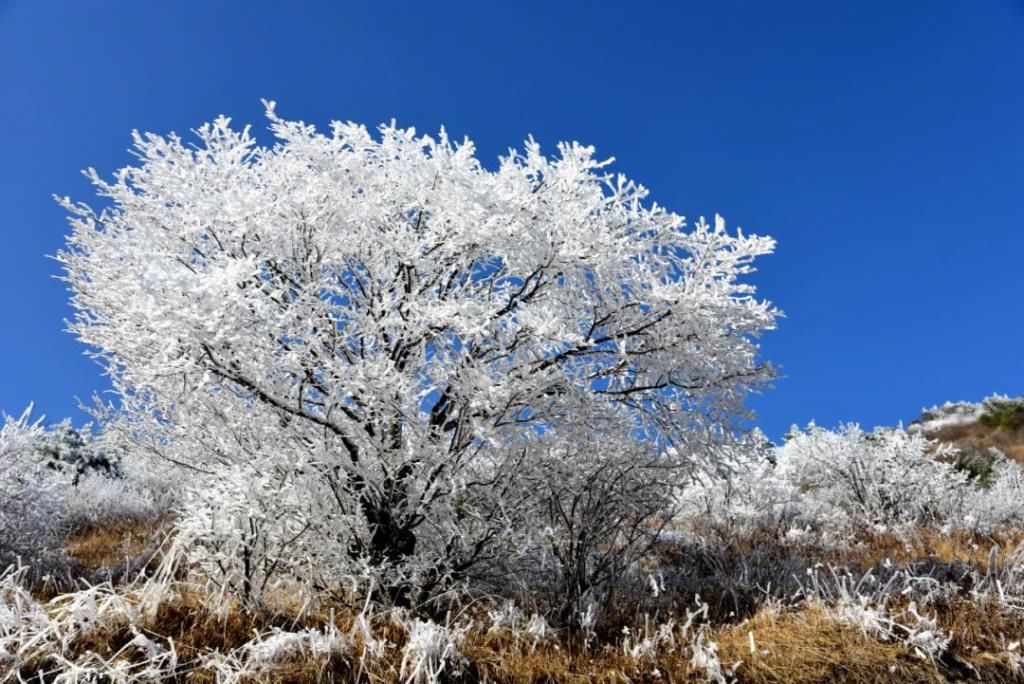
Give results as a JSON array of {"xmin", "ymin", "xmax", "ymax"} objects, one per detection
[
  {"xmin": 0, "ymin": 407, "xmax": 179, "ymax": 586},
  {"xmin": 979, "ymin": 399, "xmax": 1024, "ymax": 431}
]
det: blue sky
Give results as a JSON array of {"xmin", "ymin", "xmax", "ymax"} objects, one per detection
[{"xmin": 0, "ymin": 1, "xmax": 1021, "ymax": 438}]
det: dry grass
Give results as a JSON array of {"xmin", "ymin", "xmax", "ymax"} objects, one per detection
[
  {"xmin": 463, "ymin": 607, "xmax": 933, "ymax": 683},
  {"xmin": 714, "ymin": 606, "xmax": 944, "ymax": 684},
  {"xmin": 928, "ymin": 419, "xmax": 1024, "ymax": 467},
  {"xmin": 827, "ymin": 527, "xmax": 1024, "ymax": 571},
  {"xmin": 937, "ymin": 597, "xmax": 1024, "ymax": 672},
  {"xmin": 12, "ymin": 579, "xmax": 1024, "ymax": 683},
  {"xmin": 412, "ymin": 601, "xmax": 1023, "ymax": 683},
  {"xmin": 65, "ymin": 515, "xmax": 170, "ymax": 572},
  {"xmin": 16, "ymin": 491, "xmax": 1024, "ymax": 681}
]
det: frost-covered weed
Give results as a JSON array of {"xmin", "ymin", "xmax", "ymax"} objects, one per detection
[
  {"xmin": 486, "ymin": 601, "xmax": 551, "ymax": 651},
  {"xmin": 973, "ymin": 542, "xmax": 1024, "ymax": 611},
  {"xmin": 612, "ymin": 596, "xmax": 741, "ymax": 682},
  {"xmin": 398, "ymin": 617, "xmax": 467, "ymax": 684},
  {"xmin": 249, "ymin": 625, "xmax": 348, "ymax": 668},
  {"xmin": 196, "ymin": 624, "xmax": 349, "ymax": 683},
  {"xmin": 0, "ymin": 567, "xmax": 179, "ymax": 682},
  {"xmin": 799, "ymin": 566, "xmax": 957, "ymax": 665},
  {"xmin": 689, "ymin": 626, "xmax": 731, "ymax": 684},
  {"xmin": 486, "ymin": 601, "xmax": 523, "ymax": 634},
  {"xmin": 622, "ymin": 615, "xmax": 676, "ymax": 661},
  {"xmin": 831, "ymin": 596, "xmax": 951, "ymax": 664},
  {"xmin": 616, "ymin": 603, "xmax": 739, "ymax": 683},
  {"xmin": 0, "ymin": 566, "xmax": 51, "ymax": 663}
]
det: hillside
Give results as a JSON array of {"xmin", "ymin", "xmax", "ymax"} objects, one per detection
[
  {"xmin": 3, "ymin": 397, "xmax": 1024, "ymax": 682},
  {"xmin": 911, "ymin": 396, "xmax": 1024, "ymax": 466}
]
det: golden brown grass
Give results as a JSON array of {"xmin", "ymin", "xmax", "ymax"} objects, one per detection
[
  {"xmin": 24, "ymin": 486, "xmax": 1024, "ymax": 681},
  {"xmin": 827, "ymin": 527, "xmax": 1024, "ymax": 570},
  {"xmin": 714, "ymin": 606, "xmax": 944, "ymax": 684},
  {"xmin": 928, "ymin": 419, "xmax": 1024, "ymax": 466},
  {"xmin": 14, "ymin": 581, "xmax": 1024, "ymax": 683},
  {"xmin": 65, "ymin": 515, "xmax": 170, "ymax": 572},
  {"xmin": 464, "ymin": 608, "xmax": 908, "ymax": 683}
]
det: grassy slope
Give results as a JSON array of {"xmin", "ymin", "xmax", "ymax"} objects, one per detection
[{"xmin": 11, "ymin": 400, "xmax": 1024, "ymax": 683}]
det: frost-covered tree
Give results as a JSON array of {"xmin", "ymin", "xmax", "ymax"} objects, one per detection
[
  {"xmin": 33, "ymin": 419, "xmax": 121, "ymax": 484},
  {"xmin": 58, "ymin": 104, "xmax": 778, "ymax": 605}
]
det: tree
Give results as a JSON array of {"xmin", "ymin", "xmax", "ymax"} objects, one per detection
[
  {"xmin": 57, "ymin": 103, "xmax": 778, "ymax": 607},
  {"xmin": 34, "ymin": 419, "xmax": 121, "ymax": 485}
]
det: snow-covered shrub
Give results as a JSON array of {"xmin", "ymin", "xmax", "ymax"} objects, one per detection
[
  {"xmin": 677, "ymin": 421, "xmax": 1024, "ymax": 546},
  {"xmin": 910, "ymin": 394, "xmax": 1024, "ymax": 434},
  {"xmin": 169, "ymin": 460, "xmax": 342, "ymax": 611},
  {"xmin": 773, "ymin": 425, "xmax": 971, "ymax": 531},
  {"xmin": 674, "ymin": 433, "xmax": 795, "ymax": 540},
  {"xmin": 33, "ymin": 419, "xmax": 121, "ymax": 484},
  {"xmin": 963, "ymin": 455, "xmax": 1024, "ymax": 531},
  {"xmin": 947, "ymin": 443, "xmax": 1003, "ymax": 486},
  {"xmin": 1, "ymin": 407, "xmax": 178, "ymax": 585},
  {"xmin": 60, "ymin": 468, "xmax": 171, "ymax": 532},
  {"xmin": 514, "ymin": 428, "xmax": 680, "ymax": 627},
  {"xmin": 910, "ymin": 400, "xmax": 986, "ymax": 433},
  {"xmin": 57, "ymin": 422, "xmax": 180, "ymax": 532},
  {"xmin": 0, "ymin": 408, "xmax": 68, "ymax": 577},
  {"xmin": 978, "ymin": 397, "xmax": 1024, "ymax": 430},
  {"xmin": 0, "ymin": 407, "xmax": 45, "ymax": 460}
]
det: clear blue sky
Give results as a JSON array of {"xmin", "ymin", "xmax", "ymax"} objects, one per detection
[{"xmin": 1, "ymin": 1, "xmax": 1021, "ymax": 438}]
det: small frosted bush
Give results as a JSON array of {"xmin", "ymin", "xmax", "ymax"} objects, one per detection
[
  {"xmin": 1, "ymin": 407, "xmax": 180, "ymax": 583},
  {"xmin": 678, "ymin": 423, "xmax": 1024, "ymax": 540},
  {"xmin": 774, "ymin": 425, "xmax": 971, "ymax": 531}
]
